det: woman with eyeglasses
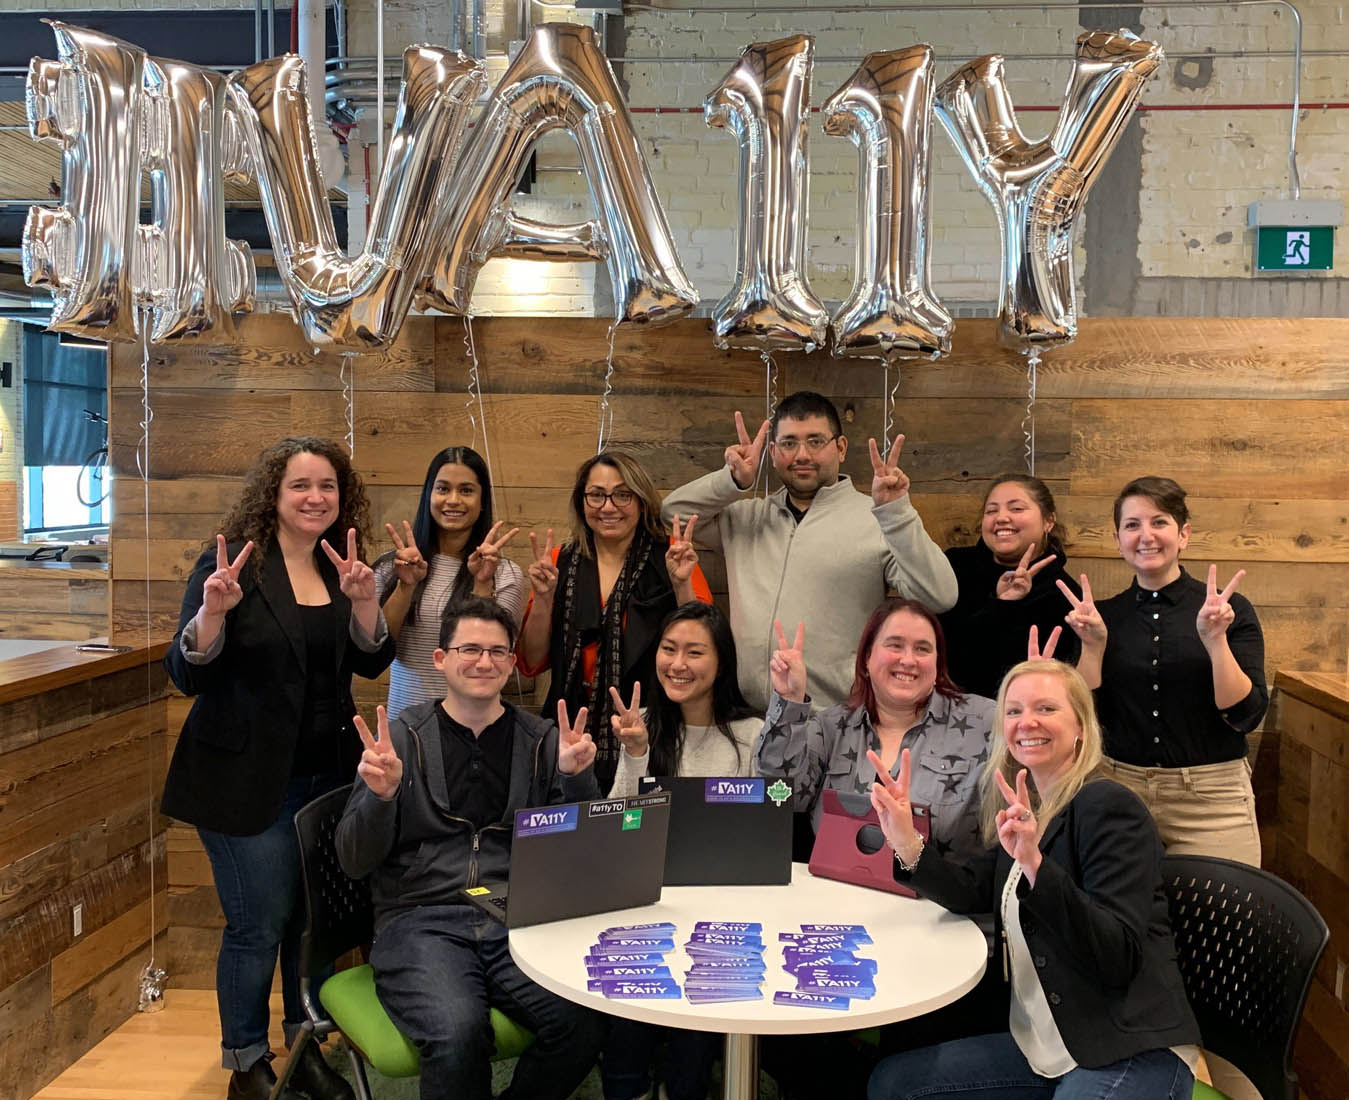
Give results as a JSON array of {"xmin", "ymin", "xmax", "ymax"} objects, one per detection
[{"xmin": 517, "ymin": 451, "xmax": 713, "ymax": 789}]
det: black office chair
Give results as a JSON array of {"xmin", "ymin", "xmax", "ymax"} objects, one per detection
[{"xmin": 1160, "ymin": 855, "xmax": 1328, "ymax": 1100}]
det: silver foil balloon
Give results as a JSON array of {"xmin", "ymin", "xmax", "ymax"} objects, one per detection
[
  {"xmin": 824, "ymin": 45, "xmax": 951, "ymax": 363},
  {"xmin": 231, "ymin": 47, "xmax": 485, "ymax": 350},
  {"xmin": 935, "ymin": 30, "xmax": 1162, "ymax": 350},
  {"xmin": 420, "ymin": 23, "xmax": 697, "ymax": 327},
  {"xmin": 705, "ymin": 35, "xmax": 828, "ymax": 354},
  {"xmin": 23, "ymin": 22, "xmax": 146, "ymax": 341}
]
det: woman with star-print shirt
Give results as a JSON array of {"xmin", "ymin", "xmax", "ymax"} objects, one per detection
[{"xmin": 755, "ymin": 597, "xmax": 994, "ymax": 864}]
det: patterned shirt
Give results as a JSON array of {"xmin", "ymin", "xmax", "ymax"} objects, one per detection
[{"xmin": 755, "ymin": 690, "xmax": 995, "ymax": 863}]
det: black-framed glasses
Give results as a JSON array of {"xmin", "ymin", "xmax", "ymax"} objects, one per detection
[
  {"xmin": 771, "ymin": 434, "xmax": 839, "ymax": 457},
  {"xmin": 583, "ymin": 488, "xmax": 637, "ymax": 508},
  {"xmin": 444, "ymin": 644, "xmax": 514, "ymax": 664}
]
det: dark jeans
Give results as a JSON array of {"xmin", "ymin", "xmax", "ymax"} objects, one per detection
[
  {"xmin": 868, "ymin": 1032, "xmax": 1194, "ymax": 1099},
  {"xmin": 198, "ymin": 773, "xmax": 341, "ymax": 1071},
  {"xmin": 602, "ymin": 1017, "xmax": 720, "ymax": 1100},
  {"xmin": 371, "ymin": 903, "xmax": 606, "ymax": 1100}
]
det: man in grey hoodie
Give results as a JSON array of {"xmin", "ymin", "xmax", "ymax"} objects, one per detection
[
  {"xmin": 662, "ymin": 391, "xmax": 958, "ymax": 711},
  {"xmin": 336, "ymin": 597, "xmax": 604, "ymax": 1100}
]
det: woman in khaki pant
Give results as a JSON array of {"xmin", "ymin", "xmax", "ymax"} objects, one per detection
[{"xmin": 1057, "ymin": 476, "xmax": 1266, "ymax": 867}]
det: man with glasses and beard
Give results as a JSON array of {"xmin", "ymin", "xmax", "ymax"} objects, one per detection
[{"xmin": 662, "ymin": 391, "xmax": 957, "ymax": 712}]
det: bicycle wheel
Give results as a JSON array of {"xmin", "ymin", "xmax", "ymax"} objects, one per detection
[{"xmin": 77, "ymin": 447, "xmax": 111, "ymax": 508}]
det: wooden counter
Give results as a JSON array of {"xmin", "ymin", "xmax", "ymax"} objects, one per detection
[
  {"xmin": 1264, "ymin": 670, "xmax": 1349, "ymax": 1100},
  {"xmin": 0, "ymin": 639, "xmax": 172, "ymax": 1100}
]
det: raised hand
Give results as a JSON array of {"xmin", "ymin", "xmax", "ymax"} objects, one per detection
[
  {"xmin": 557, "ymin": 700, "xmax": 596, "ymax": 776},
  {"xmin": 467, "ymin": 520, "xmax": 521, "ymax": 588},
  {"xmin": 355, "ymin": 705, "xmax": 403, "ymax": 801},
  {"xmin": 994, "ymin": 768, "xmax": 1042, "ymax": 880},
  {"xmin": 385, "ymin": 521, "xmax": 427, "ymax": 587},
  {"xmin": 868, "ymin": 435, "xmax": 911, "ymax": 508},
  {"xmin": 201, "ymin": 535, "xmax": 254, "ymax": 617},
  {"xmin": 1057, "ymin": 574, "xmax": 1107, "ymax": 648},
  {"xmin": 726, "ymin": 410, "xmax": 770, "ymax": 490},
  {"xmin": 997, "ymin": 545, "xmax": 1056, "ymax": 601},
  {"xmin": 527, "ymin": 529, "xmax": 559, "ymax": 601},
  {"xmin": 609, "ymin": 682, "xmax": 649, "ymax": 759},
  {"xmin": 1026, "ymin": 624, "xmax": 1062, "ymax": 662},
  {"xmin": 867, "ymin": 748, "xmax": 923, "ymax": 866},
  {"xmin": 665, "ymin": 514, "xmax": 700, "ymax": 589},
  {"xmin": 322, "ymin": 528, "xmax": 378, "ymax": 604},
  {"xmin": 769, "ymin": 620, "xmax": 808, "ymax": 702},
  {"xmin": 1196, "ymin": 564, "xmax": 1245, "ymax": 650}
]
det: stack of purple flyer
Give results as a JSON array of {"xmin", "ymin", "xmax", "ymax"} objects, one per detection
[
  {"xmin": 772, "ymin": 924, "xmax": 877, "ymax": 1010},
  {"xmin": 585, "ymin": 922, "xmax": 681, "ymax": 999},
  {"xmin": 681, "ymin": 922, "xmax": 767, "ymax": 1004}
]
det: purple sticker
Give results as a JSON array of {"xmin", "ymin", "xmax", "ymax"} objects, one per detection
[
  {"xmin": 777, "ymin": 934, "xmax": 866, "ymax": 950},
  {"xmin": 782, "ymin": 950, "xmax": 876, "ymax": 974},
  {"xmin": 587, "ymin": 964, "xmax": 673, "ymax": 979},
  {"xmin": 795, "ymin": 966, "xmax": 876, "ymax": 998},
  {"xmin": 773, "ymin": 990, "xmax": 851, "ymax": 1011},
  {"xmin": 684, "ymin": 943, "xmax": 765, "ymax": 959},
  {"xmin": 590, "ymin": 978, "xmax": 682, "ymax": 998},
  {"xmin": 799, "ymin": 924, "xmax": 873, "ymax": 943},
  {"xmin": 602, "ymin": 922, "xmax": 676, "ymax": 934},
  {"xmin": 583, "ymin": 953, "xmax": 666, "ymax": 966},
  {"xmin": 593, "ymin": 938, "xmax": 675, "ymax": 951},
  {"xmin": 689, "ymin": 959, "xmax": 768, "ymax": 973},
  {"xmin": 694, "ymin": 921, "xmax": 763, "ymax": 934},
  {"xmin": 704, "ymin": 777, "xmax": 765, "ymax": 804},
  {"xmin": 515, "ymin": 804, "xmax": 578, "ymax": 838},
  {"xmin": 687, "ymin": 932, "xmax": 763, "ymax": 946},
  {"xmin": 685, "ymin": 986, "xmax": 764, "ymax": 1004}
]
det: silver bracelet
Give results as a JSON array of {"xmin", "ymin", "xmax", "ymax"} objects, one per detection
[{"xmin": 894, "ymin": 834, "xmax": 925, "ymax": 873}]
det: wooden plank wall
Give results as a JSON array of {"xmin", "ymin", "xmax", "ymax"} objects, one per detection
[
  {"xmin": 0, "ymin": 650, "xmax": 170, "ymax": 1100},
  {"xmin": 0, "ymin": 563, "xmax": 109, "ymax": 642}
]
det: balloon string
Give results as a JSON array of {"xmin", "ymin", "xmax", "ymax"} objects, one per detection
[
  {"xmin": 461, "ymin": 316, "xmax": 499, "ymax": 501},
  {"xmin": 1022, "ymin": 348, "xmax": 1040, "ymax": 476},
  {"xmin": 596, "ymin": 320, "xmax": 618, "ymax": 454},
  {"xmin": 755, "ymin": 350, "xmax": 778, "ymax": 497},
  {"xmin": 882, "ymin": 361, "xmax": 902, "ymax": 454},
  {"xmin": 340, "ymin": 354, "xmax": 356, "ymax": 458}
]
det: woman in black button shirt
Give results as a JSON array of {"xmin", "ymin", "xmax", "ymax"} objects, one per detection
[{"xmin": 1058, "ymin": 476, "xmax": 1266, "ymax": 865}]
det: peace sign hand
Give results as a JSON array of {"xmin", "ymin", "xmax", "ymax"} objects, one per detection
[
  {"xmin": 557, "ymin": 700, "xmax": 596, "ymax": 776},
  {"xmin": 867, "ymin": 748, "xmax": 923, "ymax": 867},
  {"xmin": 201, "ymin": 535, "xmax": 254, "ymax": 617},
  {"xmin": 355, "ymin": 705, "xmax": 403, "ymax": 801},
  {"xmin": 997, "ymin": 545, "xmax": 1056, "ymax": 602},
  {"xmin": 322, "ymin": 528, "xmax": 378, "ymax": 605},
  {"xmin": 1026, "ymin": 624, "xmax": 1062, "ymax": 662},
  {"xmin": 869, "ymin": 435, "xmax": 911, "ymax": 507},
  {"xmin": 609, "ymin": 682, "xmax": 649, "ymax": 758},
  {"xmin": 1057, "ymin": 574, "xmax": 1107, "ymax": 648},
  {"xmin": 994, "ymin": 768, "xmax": 1042, "ymax": 879},
  {"xmin": 726, "ymin": 411, "xmax": 770, "ymax": 490},
  {"xmin": 665, "ymin": 514, "xmax": 700, "ymax": 587},
  {"xmin": 386, "ymin": 521, "xmax": 427, "ymax": 588},
  {"xmin": 769, "ymin": 620, "xmax": 808, "ymax": 702},
  {"xmin": 468, "ymin": 520, "xmax": 521, "ymax": 587},
  {"xmin": 1196, "ymin": 565, "xmax": 1245, "ymax": 650},
  {"xmin": 527, "ymin": 529, "xmax": 559, "ymax": 602}
]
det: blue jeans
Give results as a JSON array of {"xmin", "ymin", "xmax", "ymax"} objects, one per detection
[
  {"xmin": 602, "ymin": 1017, "xmax": 721, "ymax": 1100},
  {"xmin": 198, "ymin": 773, "xmax": 341, "ymax": 1071},
  {"xmin": 868, "ymin": 1032, "xmax": 1194, "ymax": 1099},
  {"xmin": 370, "ymin": 903, "xmax": 605, "ymax": 1100}
]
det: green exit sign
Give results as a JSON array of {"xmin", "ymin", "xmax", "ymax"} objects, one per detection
[{"xmin": 1255, "ymin": 225, "xmax": 1334, "ymax": 271}]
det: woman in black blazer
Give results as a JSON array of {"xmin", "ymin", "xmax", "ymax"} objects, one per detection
[
  {"xmin": 867, "ymin": 659, "xmax": 1200, "ymax": 1099},
  {"xmin": 162, "ymin": 437, "xmax": 393, "ymax": 1100}
]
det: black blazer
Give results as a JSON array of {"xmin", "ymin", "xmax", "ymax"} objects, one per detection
[
  {"xmin": 900, "ymin": 778, "xmax": 1200, "ymax": 1069},
  {"xmin": 161, "ymin": 539, "xmax": 395, "ymax": 836}
]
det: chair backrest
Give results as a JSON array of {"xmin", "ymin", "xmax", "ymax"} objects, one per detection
[
  {"xmin": 1161, "ymin": 855, "xmax": 1329, "ymax": 1100},
  {"xmin": 293, "ymin": 784, "xmax": 375, "ymax": 981}
]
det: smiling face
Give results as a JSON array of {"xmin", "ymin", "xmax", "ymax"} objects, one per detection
[
  {"xmin": 433, "ymin": 617, "xmax": 515, "ymax": 704},
  {"xmin": 582, "ymin": 462, "xmax": 640, "ymax": 546},
  {"xmin": 656, "ymin": 619, "xmax": 718, "ymax": 710},
  {"xmin": 770, "ymin": 414, "xmax": 847, "ymax": 504},
  {"xmin": 981, "ymin": 480, "xmax": 1055, "ymax": 565},
  {"xmin": 275, "ymin": 451, "xmax": 340, "ymax": 545},
  {"xmin": 865, "ymin": 609, "xmax": 938, "ymax": 716},
  {"xmin": 1116, "ymin": 494, "xmax": 1190, "ymax": 588},
  {"xmin": 429, "ymin": 463, "xmax": 483, "ymax": 541},
  {"xmin": 1002, "ymin": 671, "xmax": 1082, "ymax": 789}
]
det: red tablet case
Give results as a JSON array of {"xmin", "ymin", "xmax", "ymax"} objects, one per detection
[{"xmin": 808, "ymin": 788, "xmax": 932, "ymax": 898}]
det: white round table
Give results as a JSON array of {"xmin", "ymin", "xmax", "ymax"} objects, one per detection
[{"xmin": 509, "ymin": 863, "xmax": 987, "ymax": 1099}]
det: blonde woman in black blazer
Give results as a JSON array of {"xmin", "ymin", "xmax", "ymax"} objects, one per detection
[{"xmin": 162, "ymin": 437, "xmax": 393, "ymax": 1100}]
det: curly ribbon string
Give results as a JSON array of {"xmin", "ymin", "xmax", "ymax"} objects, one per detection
[
  {"xmin": 1022, "ymin": 347, "xmax": 1041, "ymax": 476},
  {"xmin": 340, "ymin": 353, "xmax": 356, "ymax": 458},
  {"xmin": 461, "ymin": 315, "xmax": 499, "ymax": 500},
  {"xmin": 596, "ymin": 320, "xmax": 618, "ymax": 454},
  {"xmin": 136, "ymin": 314, "xmax": 166, "ymax": 1012},
  {"xmin": 754, "ymin": 350, "xmax": 779, "ymax": 496},
  {"xmin": 882, "ymin": 361, "xmax": 902, "ymax": 455}
]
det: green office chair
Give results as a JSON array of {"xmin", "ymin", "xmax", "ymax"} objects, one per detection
[{"xmin": 272, "ymin": 784, "xmax": 533, "ymax": 1100}]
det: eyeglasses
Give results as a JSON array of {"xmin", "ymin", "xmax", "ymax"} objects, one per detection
[
  {"xmin": 772, "ymin": 434, "xmax": 838, "ymax": 457},
  {"xmin": 583, "ymin": 488, "xmax": 637, "ymax": 509},
  {"xmin": 444, "ymin": 644, "xmax": 514, "ymax": 664}
]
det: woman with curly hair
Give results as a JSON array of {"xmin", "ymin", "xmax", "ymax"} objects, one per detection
[{"xmin": 161, "ymin": 436, "xmax": 394, "ymax": 1100}]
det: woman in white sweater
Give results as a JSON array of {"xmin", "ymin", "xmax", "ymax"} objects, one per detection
[{"xmin": 607, "ymin": 601, "xmax": 762, "ymax": 798}]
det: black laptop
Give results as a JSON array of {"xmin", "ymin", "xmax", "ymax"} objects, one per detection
[
  {"xmin": 638, "ymin": 776, "xmax": 793, "ymax": 886},
  {"xmin": 463, "ymin": 792, "xmax": 672, "ymax": 928}
]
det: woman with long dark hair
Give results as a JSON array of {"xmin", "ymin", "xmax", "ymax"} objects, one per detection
[
  {"xmin": 375, "ymin": 446, "xmax": 524, "ymax": 718},
  {"xmin": 517, "ymin": 451, "xmax": 712, "ymax": 789},
  {"xmin": 161, "ymin": 437, "xmax": 394, "ymax": 1100}
]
